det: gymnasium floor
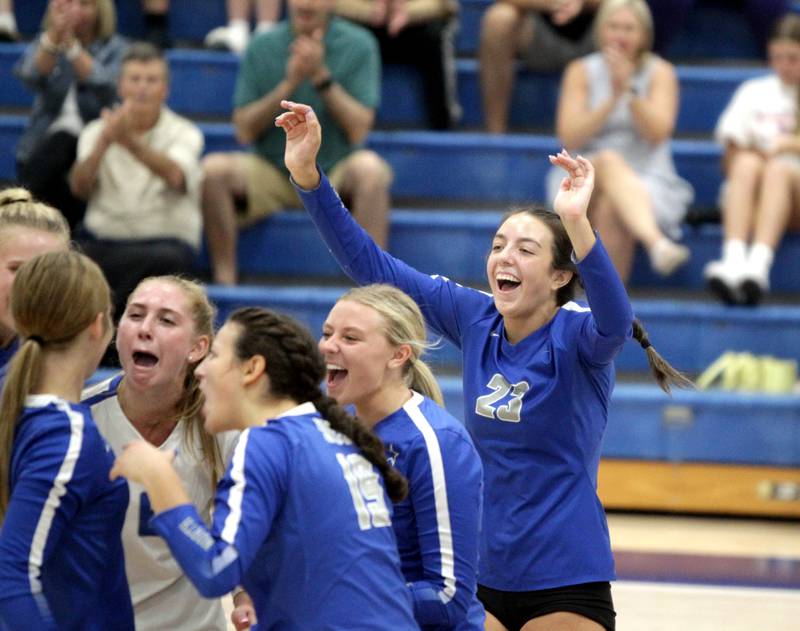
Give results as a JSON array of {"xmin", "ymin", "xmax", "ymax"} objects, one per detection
[
  {"xmin": 608, "ymin": 513, "xmax": 800, "ymax": 630},
  {"xmin": 224, "ymin": 513, "xmax": 800, "ymax": 629}
]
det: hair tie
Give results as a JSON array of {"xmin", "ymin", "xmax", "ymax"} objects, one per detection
[
  {"xmin": 28, "ymin": 335, "xmax": 44, "ymax": 345},
  {"xmin": 640, "ymin": 339, "xmax": 651, "ymax": 350},
  {"xmin": 0, "ymin": 196, "xmax": 30, "ymax": 207}
]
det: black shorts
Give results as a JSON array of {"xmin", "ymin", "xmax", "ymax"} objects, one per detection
[{"xmin": 477, "ymin": 581, "xmax": 616, "ymax": 631}]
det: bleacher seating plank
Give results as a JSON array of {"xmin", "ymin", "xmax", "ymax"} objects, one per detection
[{"xmin": 598, "ymin": 459, "xmax": 800, "ymax": 518}]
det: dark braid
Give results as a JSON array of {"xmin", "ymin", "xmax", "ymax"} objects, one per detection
[
  {"xmin": 229, "ymin": 307, "xmax": 408, "ymax": 502},
  {"xmin": 632, "ymin": 319, "xmax": 693, "ymax": 394}
]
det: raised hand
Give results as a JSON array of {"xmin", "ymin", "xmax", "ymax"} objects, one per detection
[
  {"xmin": 549, "ymin": 149, "xmax": 594, "ymax": 223},
  {"xmin": 276, "ymin": 100, "xmax": 322, "ymax": 189}
]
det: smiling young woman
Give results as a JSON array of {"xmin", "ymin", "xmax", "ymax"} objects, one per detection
[
  {"xmin": 276, "ymin": 99, "xmax": 690, "ymax": 631},
  {"xmin": 81, "ymin": 275, "xmax": 238, "ymax": 631}
]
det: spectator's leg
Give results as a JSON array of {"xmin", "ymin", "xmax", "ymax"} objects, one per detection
[
  {"xmin": 736, "ymin": 156, "xmax": 798, "ymax": 302},
  {"xmin": 703, "ymin": 150, "xmax": 764, "ymax": 303},
  {"xmin": 256, "ymin": 0, "xmax": 282, "ymax": 30},
  {"xmin": 142, "ymin": 0, "xmax": 171, "ymax": 49},
  {"xmin": 17, "ymin": 131, "xmax": 86, "ymax": 230},
  {"xmin": 201, "ymin": 152, "xmax": 249, "ymax": 285},
  {"xmin": 588, "ymin": 193, "xmax": 636, "ymax": 283},
  {"xmin": 592, "ymin": 150, "xmax": 689, "ymax": 276},
  {"xmin": 720, "ymin": 150, "xmax": 764, "ymax": 243},
  {"xmin": 335, "ymin": 150, "xmax": 393, "ymax": 249},
  {"xmin": 479, "ymin": 3, "xmax": 532, "ymax": 134}
]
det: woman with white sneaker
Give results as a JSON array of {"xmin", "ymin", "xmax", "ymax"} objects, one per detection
[
  {"xmin": 204, "ymin": 0, "xmax": 282, "ymax": 55},
  {"xmin": 704, "ymin": 13, "xmax": 800, "ymax": 306}
]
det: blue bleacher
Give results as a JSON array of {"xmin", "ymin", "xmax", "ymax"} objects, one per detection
[
  {"xmin": 205, "ymin": 284, "xmax": 800, "ymax": 375},
  {"xmin": 7, "ymin": 1, "xmax": 800, "ymax": 491}
]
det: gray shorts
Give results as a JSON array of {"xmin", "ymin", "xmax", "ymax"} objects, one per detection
[{"xmin": 522, "ymin": 12, "xmax": 596, "ymax": 71}]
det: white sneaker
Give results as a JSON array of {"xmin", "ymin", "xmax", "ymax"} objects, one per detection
[
  {"xmin": 649, "ymin": 238, "xmax": 691, "ymax": 276},
  {"xmin": 704, "ymin": 258, "xmax": 744, "ymax": 305},
  {"xmin": 739, "ymin": 266, "xmax": 770, "ymax": 306},
  {"xmin": 204, "ymin": 25, "xmax": 249, "ymax": 55}
]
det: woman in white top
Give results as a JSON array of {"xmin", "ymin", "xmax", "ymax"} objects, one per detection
[
  {"xmin": 83, "ymin": 275, "xmax": 238, "ymax": 631},
  {"xmin": 549, "ymin": 0, "xmax": 693, "ymax": 283},
  {"xmin": 705, "ymin": 13, "xmax": 800, "ymax": 306}
]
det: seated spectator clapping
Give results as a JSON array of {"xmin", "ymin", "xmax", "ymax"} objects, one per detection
[
  {"xmin": 70, "ymin": 42, "xmax": 204, "ymax": 322},
  {"xmin": 546, "ymin": 0, "xmax": 693, "ymax": 282}
]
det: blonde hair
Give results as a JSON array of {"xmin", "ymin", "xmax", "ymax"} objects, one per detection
[
  {"xmin": 0, "ymin": 187, "xmax": 70, "ymax": 249},
  {"xmin": 594, "ymin": 0, "xmax": 654, "ymax": 59},
  {"xmin": 123, "ymin": 276, "xmax": 224, "ymax": 486},
  {"xmin": 0, "ymin": 251, "xmax": 111, "ymax": 520},
  {"xmin": 42, "ymin": 0, "xmax": 117, "ymax": 41},
  {"xmin": 338, "ymin": 284, "xmax": 444, "ymax": 406}
]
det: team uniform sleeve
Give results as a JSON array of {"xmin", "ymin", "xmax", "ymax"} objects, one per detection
[
  {"xmin": 574, "ymin": 237, "xmax": 634, "ymax": 365},
  {"xmin": 0, "ymin": 425, "xmax": 88, "ymax": 629},
  {"xmin": 404, "ymin": 429, "xmax": 483, "ymax": 627},
  {"xmin": 296, "ymin": 171, "xmax": 491, "ymax": 347},
  {"xmin": 150, "ymin": 428, "xmax": 289, "ymax": 598}
]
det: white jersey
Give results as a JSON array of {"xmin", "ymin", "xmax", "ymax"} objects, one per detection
[{"xmin": 82, "ymin": 375, "xmax": 239, "ymax": 631}]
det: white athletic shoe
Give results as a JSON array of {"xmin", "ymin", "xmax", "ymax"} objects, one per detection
[
  {"xmin": 649, "ymin": 238, "xmax": 691, "ymax": 277},
  {"xmin": 204, "ymin": 25, "xmax": 249, "ymax": 55}
]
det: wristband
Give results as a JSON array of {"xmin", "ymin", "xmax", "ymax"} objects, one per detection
[
  {"xmin": 40, "ymin": 32, "xmax": 60, "ymax": 55},
  {"xmin": 65, "ymin": 40, "xmax": 82, "ymax": 62},
  {"xmin": 314, "ymin": 76, "xmax": 334, "ymax": 93}
]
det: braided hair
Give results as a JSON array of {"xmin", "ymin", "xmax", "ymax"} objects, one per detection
[
  {"xmin": 499, "ymin": 209, "xmax": 692, "ymax": 393},
  {"xmin": 228, "ymin": 307, "xmax": 408, "ymax": 502}
]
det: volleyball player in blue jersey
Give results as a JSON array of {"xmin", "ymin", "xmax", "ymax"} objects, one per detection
[
  {"xmin": 0, "ymin": 251, "xmax": 134, "ymax": 631},
  {"xmin": 320, "ymin": 284, "xmax": 485, "ymax": 630},
  {"xmin": 276, "ymin": 101, "xmax": 691, "ymax": 631},
  {"xmin": 0, "ymin": 188, "xmax": 69, "ymax": 377},
  {"xmin": 111, "ymin": 307, "xmax": 420, "ymax": 630}
]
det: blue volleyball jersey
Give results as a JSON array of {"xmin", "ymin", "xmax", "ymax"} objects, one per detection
[
  {"xmin": 297, "ymin": 174, "xmax": 634, "ymax": 591},
  {"xmin": 0, "ymin": 395, "xmax": 133, "ymax": 630},
  {"xmin": 150, "ymin": 402, "xmax": 419, "ymax": 630},
  {"xmin": 376, "ymin": 392, "xmax": 484, "ymax": 630}
]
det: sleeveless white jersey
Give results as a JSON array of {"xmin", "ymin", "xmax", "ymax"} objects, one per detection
[{"xmin": 83, "ymin": 376, "xmax": 239, "ymax": 631}]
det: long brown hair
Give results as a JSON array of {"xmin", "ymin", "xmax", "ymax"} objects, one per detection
[
  {"xmin": 0, "ymin": 251, "xmax": 111, "ymax": 520},
  {"xmin": 337, "ymin": 284, "xmax": 444, "ymax": 405},
  {"xmin": 229, "ymin": 307, "xmax": 408, "ymax": 502},
  {"xmin": 497, "ymin": 208, "xmax": 692, "ymax": 393}
]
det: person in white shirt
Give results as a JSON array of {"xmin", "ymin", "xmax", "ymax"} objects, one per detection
[
  {"xmin": 70, "ymin": 41, "xmax": 203, "ymax": 322},
  {"xmin": 704, "ymin": 13, "xmax": 800, "ymax": 306},
  {"xmin": 83, "ymin": 275, "xmax": 238, "ymax": 631}
]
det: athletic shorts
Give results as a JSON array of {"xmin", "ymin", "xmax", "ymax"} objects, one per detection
[{"xmin": 477, "ymin": 581, "xmax": 616, "ymax": 630}]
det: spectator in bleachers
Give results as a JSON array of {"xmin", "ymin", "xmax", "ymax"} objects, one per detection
[
  {"xmin": 201, "ymin": 0, "xmax": 391, "ymax": 285},
  {"xmin": 704, "ymin": 13, "xmax": 800, "ymax": 306},
  {"xmin": 70, "ymin": 42, "xmax": 204, "ymax": 322},
  {"xmin": 0, "ymin": 188, "xmax": 70, "ymax": 378},
  {"xmin": 334, "ymin": 0, "xmax": 461, "ymax": 129},
  {"xmin": 0, "ymin": 0, "xmax": 18, "ymax": 41},
  {"xmin": 14, "ymin": 0, "xmax": 127, "ymax": 230},
  {"xmin": 205, "ymin": 0, "xmax": 284, "ymax": 55},
  {"xmin": 480, "ymin": 0, "xmax": 603, "ymax": 134},
  {"xmin": 547, "ymin": 0, "xmax": 693, "ymax": 283},
  {"xmin": 647, "ymin": 0, "xmax": 789, "ymax": 57}
]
